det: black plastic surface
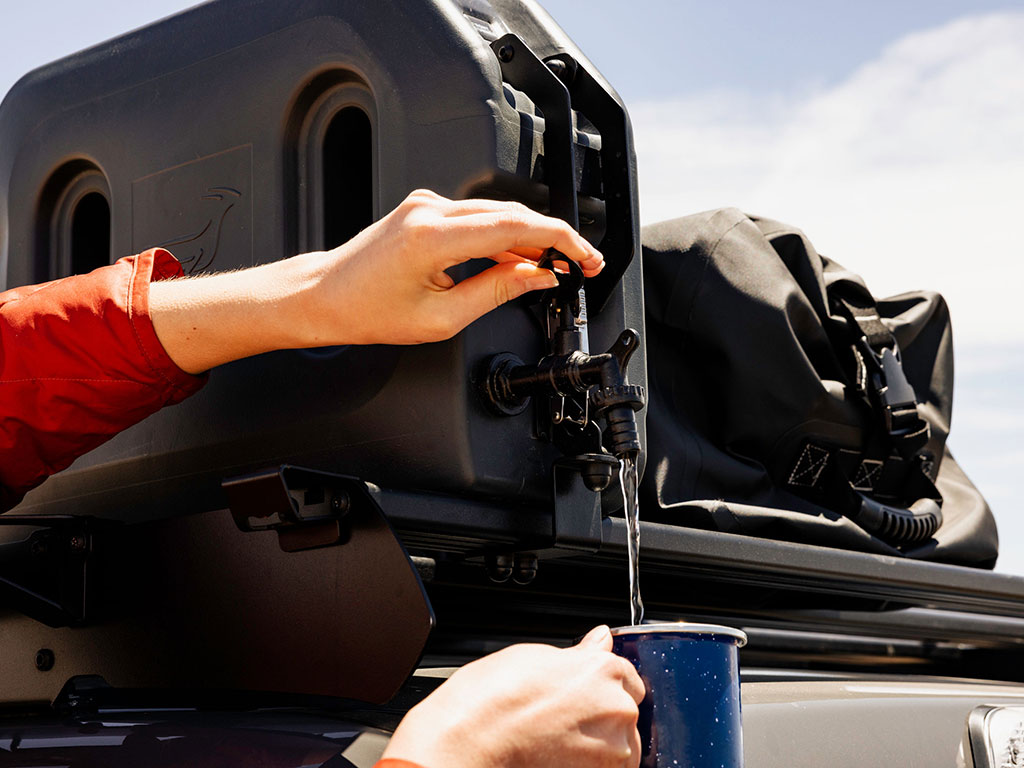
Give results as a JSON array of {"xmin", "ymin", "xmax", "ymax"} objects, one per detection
[
  {"xmin": 0, "ymin": 0, "xmax": 646, "ymax": 522},
  {"xmin": 0, "ymin": 492, "xmax": 434, "ymax": 706}
]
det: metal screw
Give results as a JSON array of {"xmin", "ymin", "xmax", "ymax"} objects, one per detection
[
  {"xmin": 331, "ymin": 493, "xmax": 351, "ymax": 516},
  {"xmin": 545, "ymin": 58, "xmax": 569, "ymax": 81},
  {"xmin": 497, "ymin": 45, "xmax": 515, "ymax": 63},
  {"xmin": 35, "ymin": 648, "xmax": 55, "ymax": 672}
]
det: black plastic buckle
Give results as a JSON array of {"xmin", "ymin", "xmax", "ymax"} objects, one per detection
[
  {"xmin": 877, "ymin": 346, "xmax": 919, "ymax": 432},
  {"xmin": 858, "ymin": 341, "xmax": 916, "ymax": 429},
  {"xmin": 856, "ymin": 340, "xmax": 931, "ymax": 458}
]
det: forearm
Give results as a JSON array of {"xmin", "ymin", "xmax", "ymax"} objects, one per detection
[
  {"xmin": 149, "ymin": 253, "xmax": 324, "ymax": 374},
  {"xmin": 149, "ymin": 190, "xmax": 603, "ymax": 374}
]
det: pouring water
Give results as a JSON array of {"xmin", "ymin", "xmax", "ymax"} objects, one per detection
[{"xmin": 621, "ymin": 455, "xmax": 644, "ymax": 625}]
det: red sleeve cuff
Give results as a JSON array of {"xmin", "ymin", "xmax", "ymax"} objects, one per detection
[
  {"xmin": 127, "ymin": 248, "xmax": 208, "ymax": 403},
  {"xmin": 0, "ymin": 249, "xmax": 206, "ymax": 507},
  {"xmin": 373, "ymin": 761, "xmax": 428, "ymax": 768}
]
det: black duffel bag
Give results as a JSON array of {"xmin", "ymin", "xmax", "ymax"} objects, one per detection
[{"xmin": 640, "ymin": 208, "xmax": 997, "ymax": 567}]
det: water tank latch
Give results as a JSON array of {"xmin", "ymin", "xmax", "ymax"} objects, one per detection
[{"xmin": 223, "ymin": 466, "xmax": 363, "ymax": 553}]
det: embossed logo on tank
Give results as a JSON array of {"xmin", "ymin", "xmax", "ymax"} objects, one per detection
[{"xmin": 132, "ymin": 145, "xmax": 253, "ymax": 273}]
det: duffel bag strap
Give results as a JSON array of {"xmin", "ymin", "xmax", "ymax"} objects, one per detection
[
  {"xmin": 832, "ymin": 296, "xmax": 931, "ymax": 459},
  {"xmin": 787, "ymin": 441, "xmax": 942, "ymax": 547},
  {"xmin": 789, "ymin": 288, "xmax": 942, "ymax": 546}
]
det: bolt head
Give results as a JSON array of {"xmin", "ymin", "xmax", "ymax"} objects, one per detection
[
  {"xmin": 330, "ymin": 493, "xmax": 351, "ymax": 516},
  {"xmin": 35, "ymin": 648, "xmax": 55, "ymax": 672},
  {"xmin": 497, "ymin": 45, "xmax": 514, "ymax": 63}
]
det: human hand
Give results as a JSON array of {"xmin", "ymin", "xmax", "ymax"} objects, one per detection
[
  {"xmin": 381, "ymin": 626, "xmax": 644, "ymax": 768},
  {"xmin": 294, "ymin": 189, "xmax": 605, "ymax": 346},
  {"xmin": 151, "ymin": 189, "xmax": 604, "ymax": 373}
]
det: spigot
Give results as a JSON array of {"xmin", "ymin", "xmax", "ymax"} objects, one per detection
[
  {"xmin": 592, "ymin": 383, "xmax": 645, "ymax": 459},
  {"xmin": 481, "ymin": 329, "xmax": 645, "ymax": 488},
  {"xmin": 479, "ymin": 247, "xmax": 646, "ymax": 492}
]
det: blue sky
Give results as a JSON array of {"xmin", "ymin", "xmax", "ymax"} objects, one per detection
[
  {"xmin": 2, "ymin": 1, "xmax": 1023, "ymax": 573},
  {"xmin": 542, "ymin": 0, "xmax": 1024, "ymax": 99},
  {"xmin": 549, "ymin": 0, "xmax": 1024, "ymax": 575}
]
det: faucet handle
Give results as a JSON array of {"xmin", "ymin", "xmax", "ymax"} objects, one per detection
[
  {"xmin": 536, "ymin": 247, "xmax": 585, "ymax": 317},
  {"xmin": 537, "ymin": 248, "xmax": 585, "ymax": 310},
  {"xmin": 538, "ymin": 248, "xmax": 588, "ymax": 354},
  {"xmin": 607, "ymin": 329, "xmax": 641, "ymax": 374}
]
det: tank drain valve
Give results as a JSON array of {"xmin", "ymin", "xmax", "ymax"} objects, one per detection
[{"xmin": 481, "ymin": 327, "xmax": 646, "ymax": 489}]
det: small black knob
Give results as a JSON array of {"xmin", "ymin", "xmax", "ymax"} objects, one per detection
[
  {"xmin": 512, "ymin": 553, "xmax": 538, "ymax": 585},
  {"xmin": 486, "ymin": 553, "xmax": 514, "ymax": 583},
  {"xmin": 582, "ymin": 460, "xmax": 615, "ymax": 492}
]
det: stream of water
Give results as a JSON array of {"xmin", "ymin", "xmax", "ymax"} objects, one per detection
[{"xmin": 621, "ymin": 455, "xmax": 644, "ymax": 626}]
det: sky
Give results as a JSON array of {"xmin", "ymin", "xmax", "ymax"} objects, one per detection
[
  {"xmin": 540, "ymin": 0, "xmax": 1024, "ymax": 572},
  {"xmin": 2, "ymin": 1, "xmax": 1023, "ymax": 573}
]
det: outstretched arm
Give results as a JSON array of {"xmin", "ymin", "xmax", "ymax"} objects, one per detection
[
  {"xmin": 0, "ymin": 190, "xmax": 602, "ymax": 509},
  {"xmin": 150, "ymin": 190, "xmax": 604, "ymax": 374}
]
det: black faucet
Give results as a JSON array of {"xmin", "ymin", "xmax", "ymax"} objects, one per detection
[{"xmin": 480, "ymin": 249, "xmax": 645, "ymax": 492}]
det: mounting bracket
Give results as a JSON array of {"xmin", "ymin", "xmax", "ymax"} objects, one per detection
[
  {"xmin": 0, "ymin": 515, "xmax": 105, "ymax": 627},
  {"xmin": 223, "ymin": 465, "xmax": 368, "ymax": 552}
]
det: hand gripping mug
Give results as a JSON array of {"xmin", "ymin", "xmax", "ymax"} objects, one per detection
[{"xmin": 612, "ymin": 623, "xmax": 747, "ymax": 768}]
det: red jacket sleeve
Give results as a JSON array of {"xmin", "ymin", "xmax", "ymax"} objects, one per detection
[{"xmin": 0, "ymin": 248, "xmax": 206, "ymax": 510}]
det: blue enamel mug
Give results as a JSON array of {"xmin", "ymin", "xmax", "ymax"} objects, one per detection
[{"xmin": 612, "ymin": 623, "xmax": 747, "ymax": 768}]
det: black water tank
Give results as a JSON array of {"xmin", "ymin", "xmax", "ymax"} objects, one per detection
[{"xmin": 0, "ymin": 0, "xmax": 646, "ymax": 521}]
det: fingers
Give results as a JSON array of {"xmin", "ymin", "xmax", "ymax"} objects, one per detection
[
  {"xmin": 397, "ymin": 190, "xmax": 605, "ymax": 275},
  {"xmin": 488, "ymin": 248, "xmax": 598, "ymax": 282},
  {"xmin": 434, "ymin": 196, "xmax": 548, "ymax": 221},
  {"xmin": 573, "ymin": 626, "xmax": 646, "ymax": 705},
  {"xmin": 443, "ymin": 261, "xmax": 558, "ymax": 332},
  {"xmin": 620, "ymin": 660, "xmax": 647, "ymax": 704},
  {"xmin": 626, "ymin": 722, "xmax": 642, "ymax": 768},
  {"xmin": 578, "ymin": 625, "xmax": 613, "ymax": 651},
  {"xmin": 435, "ymin": 212, "xmax": 603, "ymax": 275},
  {"xmin": 488, "ymin": 246, "xmax": 546, "ymax": 263}
]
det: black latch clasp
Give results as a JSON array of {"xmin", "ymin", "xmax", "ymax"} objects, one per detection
[
  {"xmin": 223, "ymin": 466, "xmax": 360, "ymax": 552},
  {"xmin": 874, "ymin": 346, "xmax": 918, "ymax": 430},
  {"xmin": 857, "ymin": 340, "xmax": 930, "ymax": 454}
]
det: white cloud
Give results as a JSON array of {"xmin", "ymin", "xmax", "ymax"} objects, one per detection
[
  {"xmin": 630, "ymin": 14, "xmax": 1024, "ymax": 574},
  {"xmin": 631, "ymin": 11, "xmax": 1024, "ymax": 346}
]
